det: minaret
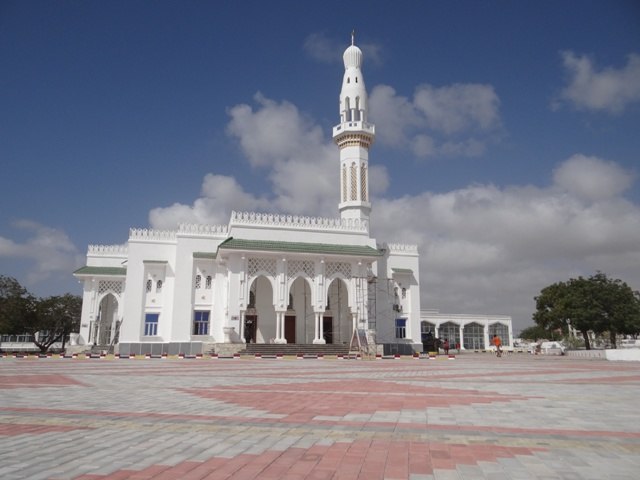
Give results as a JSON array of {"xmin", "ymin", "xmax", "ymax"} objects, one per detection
[{"xmin": 333, "ymin": 32, "xmax": 375, "ymax": 227}]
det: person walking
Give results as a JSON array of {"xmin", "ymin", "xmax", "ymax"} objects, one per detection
[
  {"xmin": 493, "ymin": 334, "xmax": 502, "ymax": 357},
  {"xmin": 443, "ymin": 339, "xmax": 449, "ymax": 355}
]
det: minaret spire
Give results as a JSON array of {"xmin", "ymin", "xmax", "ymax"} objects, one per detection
[
  {"xmin": 332, "ymin": 35, "xmax": 375, "ymax": 227},
  {"xmin": 351, "ymin": 29, "xmax": 355, "ymax": 46}
]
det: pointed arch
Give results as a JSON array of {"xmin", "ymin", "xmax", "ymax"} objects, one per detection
[
  {"xmin": 326, "ymin": 277, "xmax": 352, "ymax": 345},
  {"xmin": 350, "ymin": 162, "xmax": 358, "ymax": 200}
]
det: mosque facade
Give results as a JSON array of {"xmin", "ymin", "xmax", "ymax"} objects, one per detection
[{"xmin": 73, "ymin": 39, "xmax": 512, "ymax": 355}]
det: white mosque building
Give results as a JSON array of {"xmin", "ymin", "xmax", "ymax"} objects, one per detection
[{"xmin": 73, "ymin": 37, "xmax": 512, "ymax": 356}]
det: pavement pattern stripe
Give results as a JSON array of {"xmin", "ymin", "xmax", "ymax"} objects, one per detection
[{"xmin": 1, "ymin": 356, "xmax": 639, "ymax": 479}]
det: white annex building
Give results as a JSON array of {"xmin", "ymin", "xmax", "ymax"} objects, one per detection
[{"xmin": 73, "ymin": 38, "xmax": 512, "ymax": 356}]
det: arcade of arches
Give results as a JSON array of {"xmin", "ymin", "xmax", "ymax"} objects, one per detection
[
  {"xmin": 240, "ymin": 275, "xmax": 354, "ymax": 345},
  {"xmin": 421, "ymin": 320, "xmax": 510, "ymax": 350}
]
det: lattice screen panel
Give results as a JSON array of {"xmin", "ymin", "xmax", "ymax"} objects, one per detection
[
  {"xmin": 248, "ymin": 258, "xmax": 276, "ymax": 277},
  {"xmin": 326, "ymin": 262, "xmax": 351, "ymax": 279}
]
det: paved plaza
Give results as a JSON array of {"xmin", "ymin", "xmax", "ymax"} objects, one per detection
[{"xmin": 1, "ymin": 354, "xmax": 639, "ymax": 479}]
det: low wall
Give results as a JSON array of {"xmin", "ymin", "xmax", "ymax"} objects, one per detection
[{"xmin": 566, "ymin": 349, "xmax": 640, "ymax": 361}]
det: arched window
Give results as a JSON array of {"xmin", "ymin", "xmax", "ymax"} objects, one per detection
[
  {"xmin": 205, "ymin": 276, "xmax": 212, "ymax": 289},
  {"xmin": 360, "ymin": 164, "xmax": 367, "ymax": 201},
  {"xmin": 350, "ymin": 162, "xmax": 357, "ymax": 200},
  {"xmin": 463, "ymin": 322, "xmax": 485, "ymax": 350},
  {"xmin": 355, "ymin": 97, "xmax": 360, "ymax": 121},
  {"xmin": 156, "ymin": 280, "xmax": 162, "ymax": 293},
  {"xmin": 344, "ymin": 97, "xmax": 351, "ymax": 121},
  {"xmin": 437, "ymin": 322, "xmax": 461, "ymax": 346},
  {"xmin": 195, "ymin": 275, "xmax": 202, "ymax": 290},
  {"xmin": 342, "ymin": 165, "xmax": 347, "ymax": 202},
  {"xmin": 145, "ymin": 279, "xmax": 152, "ymax": 293},
  {"xmin": 489, "ymin": 323, "xmax": 510, "ymax": 347},
  {"xmin": 401, "ymin": 287, "xmax": 406, "ymax": 299}
]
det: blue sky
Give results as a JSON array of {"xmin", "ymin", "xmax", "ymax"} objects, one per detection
[{"xmin": 1, "ymin": 0, "xmax": 639, "ymax": 333}]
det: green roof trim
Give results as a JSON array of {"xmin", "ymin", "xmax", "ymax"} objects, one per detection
[
  {"xmin": 73, "ymin": 266, "xmax": 127, "ymax": 276},
  {"xmin": 194, "ymin": 252, "xmax": 217, "ymax": 259},
  {"xmin": 392, "ymin": 268, "xmax": 413, "ymax": 274},
  {"xmin": 217, "ymin": 237, "xmax": 382, "ymax": 257},
  {"xmin": 142, "ymin": 260, "xmax": 168, "ymax": 264}
]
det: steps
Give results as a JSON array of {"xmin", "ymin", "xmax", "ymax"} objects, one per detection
[{"xmin": 239, "ymin": 343, "xmax": 350, "ymax": 356}]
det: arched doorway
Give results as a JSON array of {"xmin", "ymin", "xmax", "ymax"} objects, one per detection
[
  {"xmin": 326, "ymin": 278, "xmax": 351, "ymax": 345},
  {"xmin": 244, "ymin": 276, "xmax": 275, "ymax": 343},
  {"xmin": 286, "ymin": 276, "xmax": 314, "ymax": 344},
  {"xmin": 463, "ymin": 322, "xmax": 485, "ymax": 350},
  {"xmin": 489, "ymin": 323, "xmax": 510, "ymax": 347},
  {"xmin": 437, "ymin": 321, "xmax": 460, "ymax": 347},
  {"xmin": 95, "ymin": 294, "xmax": 119, "ymax": 346}
]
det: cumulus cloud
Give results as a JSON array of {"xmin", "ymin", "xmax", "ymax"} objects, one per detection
[
  {"xmin": 147, "ymin": 91, "xmax": 639, "ymax": 333},
  {"xmin": 371, "ymin": 155, "xmax": 640, "ymax": 331},
  {"xmin": 553, "ymin": 154, "xmax": 635, "ymax": 201},
  {"xmin": 369, "ymin": 82, "xmax": 501, "ymax": 159},
  {"xmin": 150, "ymin": 94, "xmax": 390, "ymax": 229},
  {"xmin": 557, "ymin": 51, "xmax": 640, "ymax": 113},
  {"xmin": 0, "ymin": 220, "xmax": 84, "ymax": 287}
]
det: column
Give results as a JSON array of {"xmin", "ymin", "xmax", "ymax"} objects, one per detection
[
  {"xmin": 459, "ymin": 325, "xmax": 465, "ymax": 351},
  {"xmin": 313, "ymin": 312, "xmax": 326, "ymax": 344},
  {"xmin": 483, "ymin": 324, "xmax": 490, "ymax": 351},
  {"xmin": 275, "ymin": 312, "xmax": 286, "ymax": 344},
  {"xmin": 239, "ymin": 311, "xmax": 245, "ymax": 342}
]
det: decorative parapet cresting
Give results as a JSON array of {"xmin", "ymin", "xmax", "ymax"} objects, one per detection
[
  {"xmin": 230, "ymin": 211, "xmax": 368, "ymax": 233},
  {"xmin": 129, "ymin": 228, "xmax": 177, "ymax": 241},
  {"xmin": 88, "ymin": 244, "xmax": 128, "ymax": 256},
  {"xmin": 178, "ymin": 223, "xmax": 228, "ymax": 237},
  {"xmin": 386, "ymin": 243, "xmax": 419, "ymax": 255}
]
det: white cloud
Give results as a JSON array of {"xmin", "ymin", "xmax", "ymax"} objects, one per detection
[
  {"xmin": 150, "ymin": 94, "xmax": 391, "ymax": 229},
  {"xmin": 369, "ymin": 82, "xmax": 502, "ymax": 159},
  {"xmin": 0, "ymin": 220, "xmax": 84, "ymax": 287},
  {"xmin": 413, "ymin": 83, "xmax": 501, "ymax": 134},
  {"xmin": 370, "ymin": 155, "xmax": 640, "ymax": 331},
  {"xmin": 557, "ymin": 51, "xmax": 640, "ymax": 113},
  {"xmin": 553, "ymin": 154, "xmax": 635, "ymax": 202},
  {"xmin": 148, "ymin": 93, "xmax": 639, "ymax": 333}
]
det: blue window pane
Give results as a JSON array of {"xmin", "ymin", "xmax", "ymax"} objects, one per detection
[{"xmin": 144, "ymin": 313, "xmax": 159, "ymax": 336}]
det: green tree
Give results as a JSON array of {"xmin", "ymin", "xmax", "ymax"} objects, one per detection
[
  {"xmin": 0, "ymin": 275, "xmax": 34, "ymax": 335},
  {"xmin": 533, "ymin": 273, "xmax": 640, "ymax": 350},
  {"xmin": 22, "ymin": 294, "xmax": 82, "ymax": 353},
  {"xmin": 589, "ymin": 272, "xmax": 640, "ymax": 348},
  {"xmin": 519, "ymin": 324, "xmax": 558, "ymax": 341}
]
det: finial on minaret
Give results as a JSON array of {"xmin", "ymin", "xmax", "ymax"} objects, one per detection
[{"xmin": 351, "ymin": 29, "xmax": 355, "ymax": 46}]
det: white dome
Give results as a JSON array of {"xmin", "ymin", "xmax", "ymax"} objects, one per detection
[{"xmin": 343, "ymin": 44, "xmax": 363, "ymax": 69}]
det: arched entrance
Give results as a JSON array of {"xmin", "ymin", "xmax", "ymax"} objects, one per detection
[
  {"xmin": 326, "ymin": 278, "xmax": 351, "ymax": 345},
  {"xmin": 463, "ymin": 322, "xmax": 485, "ymax": 350},
  {"xmin": 244, "ymin": 276, "xmax": 275, "ymax": 343},
  {"xmin": 94, "ymin": 294, "xmax": 119, "ymax": 346},
  {"xmin": 285, "ymin": 276, "xmax": 314, "ymax": 344},
  {"xmin": 437, "ymin": 321, "xmax": 460, "ymax": 347}
]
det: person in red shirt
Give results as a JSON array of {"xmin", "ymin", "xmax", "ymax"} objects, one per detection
[{"xmin": 493, "ymin": 335, "xmax": 502, "ymax": 357}]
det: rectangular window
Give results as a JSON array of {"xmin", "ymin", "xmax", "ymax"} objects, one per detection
[
  {"xmin": 193, "ymin": 311, "xmax": 210, "ymax": 336},
  {"xmin": 144, "ymin": 313, "xmax": 159, "ymax": 336},
  {"xmin": 395, "ymin": 318, "xmax": 406, "ymax": 339}
]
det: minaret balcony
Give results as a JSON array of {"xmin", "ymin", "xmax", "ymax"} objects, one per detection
[{"xmin": 332, "ymin": 121, "xmax": 375, "ymax": 137}]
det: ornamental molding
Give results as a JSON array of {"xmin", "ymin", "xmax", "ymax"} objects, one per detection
[
  {"xmin": 129, "ymin": 228, "xmax": 177, "ymax": 242},
  {"xmin": 178, "ymin": 223, "xmax": 228, "ymax": 237},
  {"xmin": 334, "ymin": 133, "xmax": 374, "ymax": 149},
  {"xmin": 386, "ymin": 243, "xmax": 419, "ymax": 254},
  {"xmin": 88, "ymin": 244, "xmax": 128, "ymax": 256},
  {"xmin": 230, "ymin": 211, "xmax": 368, "ymax": 233}
]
